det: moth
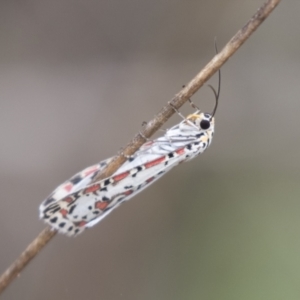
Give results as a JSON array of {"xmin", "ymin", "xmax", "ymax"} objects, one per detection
[{"xmin": 39, "ymin": 73, "xmax": 220, "ymax": 236}]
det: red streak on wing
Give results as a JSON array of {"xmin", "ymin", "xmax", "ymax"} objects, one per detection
[
  {"xmin": 146, "ymin": 177, "xmax": 155, "ymax": 183},
  {"xmin": 113, "ymin": 171, "xmax": 130, "ymax": 182},
  {"xmin": 60, "ymin": 209, "xmax": 68, "ymax": 217},
  {"xmin": 63, "ymin": 196, "xmax": 73, "ymax": 204},
  {"xmin": 123, "ymin": 190, "xmax": 133, "ymax": 196},
  {"xmin": 82, "ymin": 165, "xmax": 99, "ymax": 177},
  {"xmin": 78, "ymin": 221, "xmax": 87, "ymax": 227},
  {"xmin": 63, "ymin": 183, "xmax": 73, "ymax": 192},
  {"xmin": 144, "ymin": 156, "xmax": 165, "ymax": 168},
  {"xmin": 84, "ymin": 184, "xmax": 100, "ymax": 194},
  {"xmin": 176, "ymin": 148, "xmax": 185, "ymax": 155},
  {"xmin": 140, "ymin": 141, "xmax": 154, "ymax": 150},
  {"xmin": 95, "ymin": 201, "xmax": 109, "ymax": 210}
]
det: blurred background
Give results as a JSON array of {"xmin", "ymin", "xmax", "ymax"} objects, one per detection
[{"xmin": 0, "ymin": 0, "xmax": 299, "ymax": 299}]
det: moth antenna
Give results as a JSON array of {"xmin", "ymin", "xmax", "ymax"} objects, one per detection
[{"xmin": 210, "ymin": 38, "xmax": 221, "ymax": 117}]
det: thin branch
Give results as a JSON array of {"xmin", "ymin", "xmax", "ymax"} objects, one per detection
[
  {"xmin": 0, "ymin": 228, "xmax": 56, "ymax": 293},
  {"xmin": 92, "ymin": 0, "xmax": 281, "ymax": 182},
  {"xmin": 0, "ymin": 0, "xmax": 281, "ymax": 294}
]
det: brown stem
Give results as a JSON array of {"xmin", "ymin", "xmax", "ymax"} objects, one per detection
[
  {"xmin": 0, "ymin": 227, "xmax": 56, "ymax": 293},
  {"xmin": 91, "ymin": 0, "xmax": 281, "ymax": 182},
  {"xmin": 0, "ymin": 0, "xmax": 281, "ymax": 295}
]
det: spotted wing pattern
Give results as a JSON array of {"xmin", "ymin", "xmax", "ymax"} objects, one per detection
[{"xmin": 39, "ymin": 112, "xmax": 215, "ymax": 236}]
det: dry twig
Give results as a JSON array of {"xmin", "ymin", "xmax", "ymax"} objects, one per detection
[{"xmin": 0, "ymin": 0, "xmax": 281, "ymax": 294}]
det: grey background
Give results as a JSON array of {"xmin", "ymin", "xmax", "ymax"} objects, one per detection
[{"xmin": 1, "ymin": 1, "xmax": 299, "ymax": 299}]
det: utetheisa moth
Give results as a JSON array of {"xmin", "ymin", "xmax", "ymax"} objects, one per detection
[{"xmin": 39, "ymin": 75, "xmax": 220, "ymax": 236}]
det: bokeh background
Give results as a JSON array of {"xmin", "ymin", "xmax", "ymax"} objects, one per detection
[{"xmin": 1, "ymin": 1, "xmax": 299, "ymax": 299}]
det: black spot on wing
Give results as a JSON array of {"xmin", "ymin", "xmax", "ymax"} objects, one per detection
[
  {"xmin": 43, "ymin": 197, "xmax": 56, "ymax": 206},
  {"xmin": 117, "ymin": 197, "xmax": 125, "ymax": 202},
  {"xmin": 72, "ymin": 192, "xmax": 81, "ymax": 200},
  {"xmin": 50, "ymin": 217, "xmax": 58, "ymax": 223},
  {"xmin": 69, "ymin": 175, "xmax": 82, "ymax": 185},
  {"xmin": 48, "ymin": 206, "xmax": 60, "ymax": 214},
  {"xmin": 69, "ymin": 205, "xmax": 77, "ymax": 214},
  {"xmin": 104, "ymin": 179, "xmax": 110, "ymax": 186},
  {"xmin": 137, "ymin": 184, "xmax": 144, "ymax": 190}
]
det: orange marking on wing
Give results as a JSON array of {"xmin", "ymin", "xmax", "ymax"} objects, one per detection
[
  {"xmin": 63, "ymin": 183, "xmax": 73, "ymax": 192},
  {"xmin": 144, "ymin": 141, "xmax": 154, "ymax": 146},
  {"xmin": 176, "ymin": 148, "xmax": 185, "ymax": 155},
  {"xmin": 144, "ymin": 156, "xmax": 165, "ymax": 168},
  {"xmin": 123, "ymin": 190, "xmax": 133, "ymax": 196},
  {"xmin": 82, "ymin": 165, "xmax": 99, "ymax": 176},
  {"xmin": 141, "ymin": 141, "xmax": 154, "ymax": 149},
  {"xmin": 84, "ymin": 184, "xmax": 100, "ymax": 194},
  {"xmin": 95, "ymin": 201, "xmax": 109, "ymax": 210},
  {"xmin": 60, "ymin": 209, "xmax": 68, "ymax": 217},
  {"xmin": 78, "ymin": 221, "xmax": 87, "ymax": 227},
  {"xmin": 63, "ymin": 196, "xmax": 73, "ymax": 203},
  {"xmin": 146, "ymin": 177, "xmax": 155, "ymax": 183},
  {"xmin": 113, "ymin": 171, "xmax": 130, "ymax": 182}
]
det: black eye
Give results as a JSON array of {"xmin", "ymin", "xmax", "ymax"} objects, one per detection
[{"xmin": 200, "ymin": 119, "xmax": 210, "ymax": 130}]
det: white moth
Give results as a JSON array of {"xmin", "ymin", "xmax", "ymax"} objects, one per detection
[{"xmin": 40, "ymin": 73, "xmax": 220, "ymax": 236}]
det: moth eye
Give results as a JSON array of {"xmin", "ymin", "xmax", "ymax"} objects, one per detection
[{"xmin": 200, "ymin": 119, "xmax": 210, "ymax": 130}]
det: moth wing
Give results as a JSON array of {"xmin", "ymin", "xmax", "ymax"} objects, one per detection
[
  {"xmin": 39, "ymin": 157, "xmax": 113, "ymax": 212},
  {"xmin": 40, "ymin": 148, "xmax": 185, "ymax": 236}
]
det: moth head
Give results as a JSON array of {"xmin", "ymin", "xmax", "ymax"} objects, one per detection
[
  {"xmin": 184, "ymin": 112, "xmax": 214, "ymax": 131},
  {"xmin": 183, "ymin": 66, "xmax": 220, "ymax": 132}
]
